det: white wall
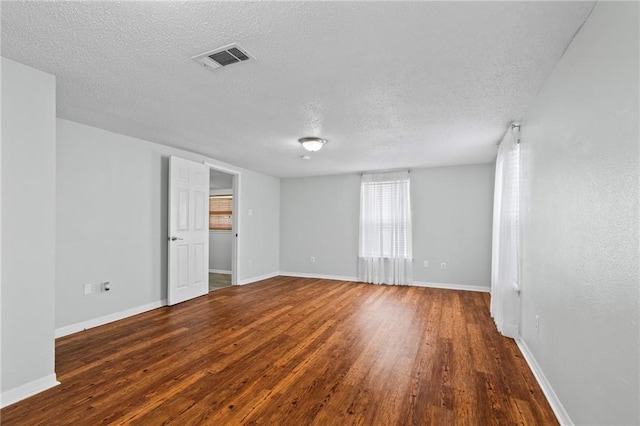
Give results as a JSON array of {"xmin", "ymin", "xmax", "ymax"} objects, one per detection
[
  {"xmin": 56, "ymin": 119, "xmax": 280, "ymax": 330},
  {"xmin": 1, "ymin": 58, "xmax": 58, "ymax": 404},
  {"xmin": 519, "ymin": 2, "xmax": 639, "ymax": 425},
  {"xmin": 280, "ymin": 164, "xmax": 494, "ymax": 288}
]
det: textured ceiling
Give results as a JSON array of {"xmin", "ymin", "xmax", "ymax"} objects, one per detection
[{"xmin": 1, "ymin": 1, "xmax": 594, "ymax": 178}]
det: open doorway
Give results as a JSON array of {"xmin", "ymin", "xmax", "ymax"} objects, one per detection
[{"xmin": 208, "ymin": 168, "xmax": 235, "ymax": 291}]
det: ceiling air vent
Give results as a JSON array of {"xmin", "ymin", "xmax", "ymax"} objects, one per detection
[{"xmin": 192, "ymin": 44, "xmax": 254, "ymax": 71}]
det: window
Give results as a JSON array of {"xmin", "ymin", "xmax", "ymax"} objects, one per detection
[
  {"xmin": 209, "ymin": 195, "xmax": 233, "ymax": 231},
  {"xmin": 359, "ymin": 172, "xmax": 412, "ymax": 259},
  {"xmin": 358, "ymin": 171, "xmax": 413, "ymax": 285}
]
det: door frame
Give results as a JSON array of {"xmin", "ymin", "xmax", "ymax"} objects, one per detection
[{"xmin": 204, "ymin": 161, "xmax": 240, "ymax": 286}]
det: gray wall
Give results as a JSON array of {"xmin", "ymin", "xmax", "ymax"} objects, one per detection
[
  {"xmin": 519, "ymin": 2, "xmax": 639, "ymax": 424},
  {"xmin": 208, "ymin": 170, "xmax": 233, "ymax": 273},
  {"xmin": 238, "ymin": 166, "xmax": 280, "ymax": 282},
  {"xmin": 1, "ymin": 58, "xmax": 57, "ymax": 397},
  {"xmin": 209, "ymin": 231, "xmax": 232, "ymax": 272},
  {"xmin": 280, "ymin": 174, "xmax": 361, "ymax": 278},
  {"xmin": 210, "ymin": 170, "xmax": 233, "ymax": 190},
  {"xmin": 412, "ymin": 165, "xmax": 494, "ymax": 286},
  {"xmin": 280, "ymin": 164, "xmax": 494, "ymax": 288},
  {"xmin": 56, "ymin": 119, "xmax": 280, "ymax": 329}
]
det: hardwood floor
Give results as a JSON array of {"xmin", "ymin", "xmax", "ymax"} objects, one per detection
[
  {"xmin": 209, "ymin": 272, "xmax": 232, "ymax": 291},
  {"xmin": 1, "ymin": 277, "xmax": 558, "ymax": 425}
]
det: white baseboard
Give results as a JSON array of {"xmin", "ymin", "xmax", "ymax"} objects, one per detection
[
  {"xmin": 1, "ymin": 373, "xmax": 59, "ymax": 408},
  {"xmin": 237, "ymin": 272, "xmax": 280, "ymax": 285},
  {"xmin": 279, "ymin": 271, "xmax": 359, "ymax": 282},
  {"xmin": 209, "ymin": 269, "xmax": 231, "ymax": 274},
  {"xmin": 55, "ymin": 299, "xmax": 167, "ymax": 338},
  {"xmin": 279, "ymin": 273, "xmax": 489, "ymax": 292},
  {"xmin": 412, "ymin": 280, "xmax": 490, "ymax": 293},
  {"xmin": 515, "ymin": 338, "xmax": 572, "ymax": 426}
]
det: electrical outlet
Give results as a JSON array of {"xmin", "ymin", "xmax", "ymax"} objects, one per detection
[
  {"xmin": 535, "ymin": 315, "xmax": 540, "ymax": 332},
  {"xmin": 83, "ymin": 283, "xmax": 92, "ymax": 295},
  {"xmin": 310, "ymin": 256, "xmax": 316, "ymax": 263},
  {"xmin": 423, "ymin": 260, "xmax": 429, "ymax": 268},
  {"xmin": 102, "ymin": 281, "xmax": 111, "ymax": 292},
  {"xmin": 440, "ymin": 262, "xmax": 447, "ymax": 270}
]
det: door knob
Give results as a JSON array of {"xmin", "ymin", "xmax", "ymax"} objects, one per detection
[{"xmin": 169, "ymin": 236, "xmax": 184, "ymax": 241}]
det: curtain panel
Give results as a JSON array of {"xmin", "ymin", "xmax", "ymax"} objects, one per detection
[
  {"xmin": 491, "ymin": 127, "xmax": 521, "ymax": 338},
  {"xmin": 358, "ymin": 171, "xmax": 413, "ymax": 285}
]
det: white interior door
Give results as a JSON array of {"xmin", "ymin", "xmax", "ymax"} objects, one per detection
[{"xmin": 168, "ymin": 156, "xmax": 209, "ymax": 305}]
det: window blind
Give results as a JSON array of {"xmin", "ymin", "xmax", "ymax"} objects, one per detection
[
  {"xmin": 358, "ymin": 170, "xmax": 413, "ymax": 285},
  {"xmin": 209, "ymin": 195, "xmax": 232, "ymax": 230}
]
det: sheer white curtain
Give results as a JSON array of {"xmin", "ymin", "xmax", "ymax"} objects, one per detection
[
  {"xmin": 358, "ymin": 171, "xmax": 412, "ymax": 285},
  {"xmin": 491, "ymin": 126, "xmax": 521, "ymax": 338}
]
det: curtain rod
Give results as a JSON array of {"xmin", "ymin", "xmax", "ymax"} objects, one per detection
[
  {"xmin": 360, "ymin": 168, "xmax": 411, "ymax": 176},
  {"xmin": 511, "ymin": 122, "xmax": 521, "ymax": 144}
]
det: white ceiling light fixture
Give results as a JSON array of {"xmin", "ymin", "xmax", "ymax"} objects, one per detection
[{"xmin": 298, "ymin": 137, "xmax": 327, "ymax": 152}]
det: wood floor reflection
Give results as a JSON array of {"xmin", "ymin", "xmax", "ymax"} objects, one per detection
[
  {"xmin": 209, "ymin": 272, "xmax": 232, "ymax": 291},
  {"xmin": 0, "ymin": 277, "xmax": 558, "ymax": 425}
]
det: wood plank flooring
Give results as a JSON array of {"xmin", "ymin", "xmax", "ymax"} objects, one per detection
[
  {"xmin": 209, "ymin": 272, "xmax": 232, "ymax": 291},
  {"xmin": 1, "ymin": 277, "xmax": 558, "ymax": 425}
]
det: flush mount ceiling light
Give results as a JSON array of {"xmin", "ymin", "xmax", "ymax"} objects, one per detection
[{"xmin": 298, "ymin": 137, "xmax": 327, "ymax": 152}]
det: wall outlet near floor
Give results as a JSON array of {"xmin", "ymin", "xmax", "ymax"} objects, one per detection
[
  {"xmin": 423, "ymin": 260, "xmax": 429, "ymax": 268},
  {"xmin": 83, "ymin": 283, "xmax": 92, "ymax": 295},
  {"xmin": 440, "ymin": 262, "xmax": 447, "ymax": 270},
  {"xmin": 535, "ymin": 315, "xmax": 540, "ymax": 333},
  {"xmin": 310, "ymin": 256, "xmax": 316, "ymax": 263}
]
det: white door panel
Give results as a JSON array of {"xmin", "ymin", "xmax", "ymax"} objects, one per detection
[
  {"xmin": 168, "ymin": 156, "xmax": 209, "ymax": 305},
  {"xmin": 177, "ymin": 189, "xmax": 189, "ymax": 230},
  {"xmin": 194, "ymin": 191, "xmax": 206, "ymax": 230}
]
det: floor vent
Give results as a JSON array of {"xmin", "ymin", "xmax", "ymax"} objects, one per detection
[{"xmin": 192, "ymin": 44, "xmax": 254, "ymax": 71}]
